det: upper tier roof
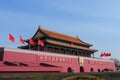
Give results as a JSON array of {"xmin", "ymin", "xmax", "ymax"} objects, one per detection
[{"xmin": 33, "ymin": 26, "xmax": 93, "ymax": 47}]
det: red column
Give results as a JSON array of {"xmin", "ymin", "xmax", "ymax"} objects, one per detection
[
  {"xmin": 52, "ymin": 47, "xmax": 54, "ymax": 53},
  {"xmin": 45, "ymin": 46, "xmax": 47, "ymax": 52}
]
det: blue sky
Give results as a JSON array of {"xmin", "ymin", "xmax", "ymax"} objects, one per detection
[{"xmin": 0, "ymin": 0, "xmax": 120, "ymax": 60}]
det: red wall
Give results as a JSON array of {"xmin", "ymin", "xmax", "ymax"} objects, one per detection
[
  {"xmin": 84, "ymin": 59, "xmax": 115, "ymax": 72},
  {"xmin": 1, "ymin": 50, "xmax": 116, "ymax": 72}
]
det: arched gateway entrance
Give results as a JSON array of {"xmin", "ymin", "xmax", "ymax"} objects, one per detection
[
  {"xmin": 80, "ymin": 66, "xmax": 84, "ymax": 72},
  {"xmin": 90, "ymin": 68, "xmax": 94, "ymax": 72},
  {"xmin": 68, "ymin": 67, "xmax": 72, "ymax": 72}
]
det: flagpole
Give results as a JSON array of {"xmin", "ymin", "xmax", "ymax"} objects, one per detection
[
  {"xmin": 29, "ymin": 44, "xmax": 30, "ymax": 50},
  {"xmin": 38, "ymin": 44, "xmax": 39, "ymax": 51},
  {"xmin": 38, "ymin": 39, "xmax": 39, "ymax": 51},
  {"xmin": 29, "ymin": 39, "xmax": 30, "ymax": 50}
]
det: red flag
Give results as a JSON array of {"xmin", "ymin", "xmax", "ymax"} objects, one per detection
[
  {"xmin": 108, "ymin": 53, "xmax": 111, "ymax": 56},
  {"xmin": 100, "ymin": 53, "xmax": 103, "ymax": 57},
  {"xmin": 20, "ymin": 36, "xmax": 25, "ymax": 44},
  {"xmin": 8, "ymin": 33, "xmax": 15, "ymax": 42},
  {"xmin": 109, "ymin": 53, "xmax": 111, "ymax": 56},
  {"xmin": 103, "ymin": 52, "xmax": 106, "ymax": 57},
  {"xmin": 38, "ymin": 39, "xmax": 44, "ymax": 46},
  {"xmin": 105, "ymin": 53, "xmax": 109, "ymax": 57},
  {"xmin": 30, "ymin": 38, "xmax": 35, "ymax": 46}
]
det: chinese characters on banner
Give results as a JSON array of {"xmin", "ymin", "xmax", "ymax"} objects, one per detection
[
  {"xmin": 36, "ymin": 55, "xmax": 72, "ymax": 63},
  {"xmin": 88, "ymin": 60, "xmax": 105, "ymax": 65}
]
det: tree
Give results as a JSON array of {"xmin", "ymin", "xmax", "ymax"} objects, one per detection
[{"xmin": 110, "ymin": 58, "xmax": 120, "ymax": 67}]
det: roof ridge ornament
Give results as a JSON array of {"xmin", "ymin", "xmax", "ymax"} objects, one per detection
[
  {"xmin": 38, "ymin": 25, "xmax": 42, "ymax": 29},
  {"xmin": 76, "ymin": 35, "xmax": 81, "ymax": 40},
  {"xmin": 76, "ymin": 35, "xmax": 79, "ymax": 39}
]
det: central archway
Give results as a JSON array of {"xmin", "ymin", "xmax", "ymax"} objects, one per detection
[
  {"xmin": 68, "ymin": 67, "xmax": 72, "ymax": 72},
  {"xmin": 80, "ymin": 66, "xmax": 84, "ymax": 72}
]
